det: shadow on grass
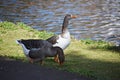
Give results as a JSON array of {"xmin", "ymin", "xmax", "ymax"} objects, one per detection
[{"xmin": 63, "ymin": 51, "xmax": 120, "ymax": 80}]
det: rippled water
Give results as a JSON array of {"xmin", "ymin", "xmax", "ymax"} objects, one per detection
[{"xmin": 0, "ymin": 0, "xmax": 120, "ymax": 40}]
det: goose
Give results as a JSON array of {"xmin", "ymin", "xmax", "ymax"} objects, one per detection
[
  {"xmin": 16, "ymin": 39, "xmax": 65, "ymax": 65},
  {"xmin": 47, "ymin": 14, "xmax": 77, "ymax": 50}
]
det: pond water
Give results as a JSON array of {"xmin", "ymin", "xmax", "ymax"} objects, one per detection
[{"xmin": 0, "ymin": 0, "xmax": 120, "ymax": 40}]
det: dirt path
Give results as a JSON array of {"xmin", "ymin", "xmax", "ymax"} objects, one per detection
[{"xmin": 0, "ymin": 57, "xmax": 91, "ymax": 80}]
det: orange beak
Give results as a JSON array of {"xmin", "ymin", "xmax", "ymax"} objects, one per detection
[{"xmin": 71, "ymin": 15, "xmax": 77, "ymax": 18}]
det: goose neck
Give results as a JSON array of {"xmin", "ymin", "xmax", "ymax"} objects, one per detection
[{"xmin": 62, "ymin": 17, "xmax": 69, "ymax": 33}]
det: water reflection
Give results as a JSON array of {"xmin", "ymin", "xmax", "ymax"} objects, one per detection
[{"xmin": 0, "ymin": 0, "xmax": 120, "ymax": 41}]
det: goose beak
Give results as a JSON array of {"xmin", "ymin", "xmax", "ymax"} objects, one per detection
[{"xmin": 71, "ymin": 15, "xmax": 77, "ymax": 18}]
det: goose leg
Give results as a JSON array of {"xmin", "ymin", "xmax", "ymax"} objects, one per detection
[
  {"xmin": 54, "ymin": 55, "xmax": 59, "ymax": 63},
  {"xmin": 29, "ymin": 58, "xmax": 34, "ymax": 63}
]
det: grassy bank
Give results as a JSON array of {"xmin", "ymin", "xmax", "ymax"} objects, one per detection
[{"xmin": 0, "ymin": 21, "xmax": 120, "ymax": 80}]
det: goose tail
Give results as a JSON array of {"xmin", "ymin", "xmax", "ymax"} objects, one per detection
[
  {"xmin": 16, "ymin": 39, "xmax": 30, "ymax": 56},
  {"xmin": 16, "ymin": 39, "xmax": 21, "ymax": 44}
]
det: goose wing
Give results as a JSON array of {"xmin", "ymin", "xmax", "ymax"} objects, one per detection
[
  {"xmin": 46, "ymin": 35, "xmax": 59, "ymax": 44},
  {"xmin": 17, "ymin": 39, "xmax": 52, "ymax": 49}
]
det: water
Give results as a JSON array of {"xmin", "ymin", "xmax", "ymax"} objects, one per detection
[{"xmin": 0, "ymin": 0, "xmax": 120, "ymax": 41}]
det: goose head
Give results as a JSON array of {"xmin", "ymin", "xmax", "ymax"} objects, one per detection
[{"xmin": 62, "ymin": 14, "xmax": 77, "ymax": 33}]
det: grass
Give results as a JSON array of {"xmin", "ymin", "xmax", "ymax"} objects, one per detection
[{"xmin": 0, "ymin": 21, "xmax": 120, "ymax": 80}]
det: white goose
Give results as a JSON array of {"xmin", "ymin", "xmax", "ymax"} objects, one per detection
[{"xmin": 47, "ymin": 14, "xmax": 77, "ymax": 50}]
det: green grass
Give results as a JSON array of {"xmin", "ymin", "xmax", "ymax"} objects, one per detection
[{"xmin": 0, "ymin": 21, "xmax": 120, "ymax": 80}]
